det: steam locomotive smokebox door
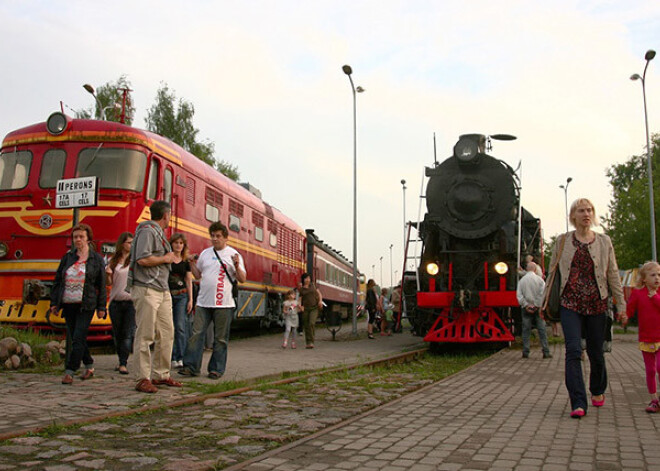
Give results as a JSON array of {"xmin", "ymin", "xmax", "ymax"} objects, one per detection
[{"xmin": 425, "ymin": 156, "xmax": 516, "ymax": 240}]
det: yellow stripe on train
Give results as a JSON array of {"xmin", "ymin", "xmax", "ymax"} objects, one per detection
[{"xmin": 0, "ymin": 300, "xmax": 112, "ymax": 326}]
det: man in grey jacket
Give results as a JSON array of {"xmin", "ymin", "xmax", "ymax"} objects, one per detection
[{"xmin": 517, "ymin": 262, "xmax": 552, "ymax": 359}]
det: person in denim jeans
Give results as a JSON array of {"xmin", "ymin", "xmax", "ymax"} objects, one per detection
[
  {"xmin": 517, "ymin": 262, "xmax": 551, "ymax": 359},
  {"xmin": 179, "ymin": 222, "xmax": 246, "ymax": 379},
  {"xmin": 106, "ymin": 232, "xmax": 135, "ymax": 375},
  {"xmin": 543, "ymin": 198, "xmax": 625, "ymax": 419},
  {"xmin": 169, "ymin": 233, "xmax": 194, "ymax": 369}
]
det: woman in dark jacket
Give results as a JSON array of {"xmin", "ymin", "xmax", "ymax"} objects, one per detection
[{"xmin": 50, "ymin": 223, "xmax": 107, "ymax": 385}]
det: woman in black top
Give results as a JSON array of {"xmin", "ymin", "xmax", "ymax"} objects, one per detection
[
  {"xmin": 366, "ymin": 279, "xmax": 378, "ymax": 339},
  {"xmin": 169, "ymin": 233, "xmax": 194, "ymax": 368}
]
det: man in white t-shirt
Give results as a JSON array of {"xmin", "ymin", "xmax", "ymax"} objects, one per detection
[{"xmin": 179, "ymin": 221, "xmax": 246, "ymax": 379}]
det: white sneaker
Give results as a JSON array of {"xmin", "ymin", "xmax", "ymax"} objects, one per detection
[{"xmin": 172, "ymin": 360, "xmax": 183, "ymax": 369}]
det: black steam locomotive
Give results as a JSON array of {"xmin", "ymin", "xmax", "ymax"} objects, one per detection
[{"xmin": 406, "ymin": 134, "xmax": 542, "ymax": 343}]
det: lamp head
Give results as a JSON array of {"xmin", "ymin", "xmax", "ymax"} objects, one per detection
[
  {"xmin": 83, "ymin": 84, "xmax": 95, "ymax": 95},
  {"xmin": 645, "ymin": 50, "xmax": 656, "ymax": 61},
  {"xmin": 567, "ymin": 177, "xmax": 573, "ymax": 184},
  {"xmin": 559, "ymin": 185, "xmax": 565, "ymax": 190},
  {"xmin": 631, "ymin": 73, "xmax": 642, "ymax": 81},
  {"xmin": 356, "ymin": 86, "xmax": 365, "ymax": 93},
  {"xmin": 342, "ymin": 65, "xmax": 353, "ymax": 75},
  {"xmin": 401, "ymin": 179, "xmax": 406, "ymax": 185}
]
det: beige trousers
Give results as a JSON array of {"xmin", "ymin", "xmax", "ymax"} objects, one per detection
[{"xmin": 131, "ymin": 286, "xmax": 174, "ymax": 382}]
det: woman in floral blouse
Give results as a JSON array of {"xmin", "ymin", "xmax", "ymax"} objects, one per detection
[{"xmin": 543, "ymin": 198, "xmax": 625, "ymax": 419}]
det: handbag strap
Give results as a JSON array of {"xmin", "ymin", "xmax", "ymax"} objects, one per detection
[
  {"xmin": 213, "ymin": 249, "xmax": 237, "ymax": 287},
  {"xmin": 551, "ymin": 233, "xmax": 567, "ymax": 273}
]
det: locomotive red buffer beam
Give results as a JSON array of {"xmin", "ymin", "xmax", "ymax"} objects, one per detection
[{"xmin": 418, "ymin": 291, "xmax": 517, "ymax": 343}]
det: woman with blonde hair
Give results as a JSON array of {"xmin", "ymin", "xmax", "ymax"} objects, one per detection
[{"xmin": 543, "ymin": 198, "xmax": 625, "ymax": 418}]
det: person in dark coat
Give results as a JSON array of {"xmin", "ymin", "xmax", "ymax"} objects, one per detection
[{"xmin": 50, "ymin": 223, "xmax": 106, "ymax": 385}]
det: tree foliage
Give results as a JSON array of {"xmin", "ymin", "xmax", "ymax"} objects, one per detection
[
  {"xmin": 76, "ymin": 75, "xmax": 135, "ymax": 125},
  {"xmin": 144, "ymin": 83, "xmax": 239, "ymax": 181},
  {"xmin": 604, "ymin": 135, "xmax": 660, "ymax": 269}
]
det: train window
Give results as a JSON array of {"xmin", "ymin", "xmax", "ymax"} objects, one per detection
[
  {"xmin": 162, "ymin": 168, "xmax": 172, "ymax": 202},
  {"xmin": 147, "ymin": 160, "xmax": 158, "ymax": 200},
  {"xmin": 229, "ymin": 214, "xmax": 240, "ymax": 233},
  {"xmin": 77, "ymin": 148, "xmax": 147, "ymax": 191},
  {"xmin": 206, "ymin": 204, "xmax": 219, "ymax": 221},
  {"xmin": 0, "ymin": 150, "xmax": 32, "ymax": 190},
  {"xmin": 269, "ymin": 232, "xmax": 277, "ymax": 247},
  {"xmin": 255, "ymin": 226, "xmax": 264, "ymax": 242},
  {"xmin": 39, "ymin": 150, "xmax": 66, "ymax": 188}
]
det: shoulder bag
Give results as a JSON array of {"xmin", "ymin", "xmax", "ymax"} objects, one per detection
[
  {"xmin": 542, "ymin": 234, "xmax": 567, "ymax": 322},
  {"xmin": 213, "ymin": 249, "xmax": 239, "ymax": 303}
]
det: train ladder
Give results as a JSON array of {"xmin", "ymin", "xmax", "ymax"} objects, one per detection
[{"xmin": 397, "ymin": 168, "xmax": 429, "ymax": 329}]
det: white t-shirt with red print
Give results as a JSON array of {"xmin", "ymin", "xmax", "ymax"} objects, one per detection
[{"xmin": 196, "ymin": 245, "xmax": 245, "ymax": 309}]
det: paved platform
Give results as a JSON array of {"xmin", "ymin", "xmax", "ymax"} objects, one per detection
[
  {"xmin": 0, "ymin": 323, "xmax": 426, "ymax": 439},
  {"xmin": 229, "ymin": 335, "xmax": 660, "ymax": 471}
]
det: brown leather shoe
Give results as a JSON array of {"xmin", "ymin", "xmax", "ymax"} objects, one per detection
[
  {"xmin": 152, "ymin": 377, "xmax": 182, "ymax": 387},
  {"xmin": 81, "ymin": 369, "xmax": 95, "ymax": 380},
  {"xmin": 135, "ymin": 379, "xmax": 158, "ymax": 393},
  {"xmin": 61, "ymin": 374, "xmax": 73, "ymax": 385}
]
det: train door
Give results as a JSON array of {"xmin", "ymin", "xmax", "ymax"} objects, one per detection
[{"xmin": 145, "ymin": 156, "xmax": 174, "ymax": 237}]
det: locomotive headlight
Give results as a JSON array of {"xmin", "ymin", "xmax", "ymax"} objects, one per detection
[
  {"xmin": 453, "ymin": 137, "xmax": 479, "ymax": 163},
  {"xmin": 0, "ymin": 242, "xmax": 7, "ymax": 258},
  {"xmin": 426, "ymin": 262, "xmax": 439, "ymax": 276},
  {"xmin": 494, "ymin": 262, "xmax": 508, "ymax": 275},
  {"xmin": 46, "ymin": 112, "xmax": 71, "ymax": 135}
]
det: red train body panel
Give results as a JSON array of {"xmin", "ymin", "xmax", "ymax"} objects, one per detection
[{"xmin": 0, "ymin": 113, "xmax": 357, "ymax": 339}]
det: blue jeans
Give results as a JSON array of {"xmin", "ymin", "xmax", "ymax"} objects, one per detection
[
  {"xmin": 62, "ymin": 304, "xmax": 94, "ymax": 375},
  {"xmin": 522, "ymin": 310, "xmax": 550, "ymax": 355},
  {"xmin": 109, "ymin": 300, "xmax": 136, "ymax": 367},
  {"xmin": 171, "ymin": 293, "xmax": 192, "ymax": 362},
  {"xmin": 183, "ymin": 306, "xmax": 233, "ymax": 375},
  {"xmin": 561, "ymin": 307, "xmax": 608, "ymax": 411}
]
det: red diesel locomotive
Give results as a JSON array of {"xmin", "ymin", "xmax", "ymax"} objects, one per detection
[{"xmin": 0, "ymin": 112, "xmax": 358, "ymax": 340}]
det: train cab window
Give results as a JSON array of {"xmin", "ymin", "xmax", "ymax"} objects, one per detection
[
  {"xmin": 39, "ymin": 149, "xmax": 66, "ymax": 188},
  {"xmin": 147, "ymin": 160, "xmax": 159, "ymax": 200},
  {"xmin": 229, "ymin": 214, "xmax": 240, "ymax": 233},
  {"xmin": 77, "ymin": 148, "xmax": 147, "ymax": 191},
  {"xmin": 269, "ymin": 232, "xmax": 277, "ymax": 247},
  {"xmin": 0, "ymin": 150, "xmax": 32, "ymax": 190},
  {"xmin": 254, "ymin": 226, "xmax": 264, "ymax": 242},
  {"xmin": 162, "ymin": 168, "xmax": 173, "ymax": 202}
]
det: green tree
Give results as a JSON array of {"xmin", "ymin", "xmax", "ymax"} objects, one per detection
[
  {"xmin": 76, "ymin": 75, "xmax": 135, "ymax": 125},
  {"xmin": 144, "ymin": 83, "xmax": 239, "ymax": 181},
  {"xmin": 604, "ymin": 135, "xmax": 660, "ymax": 269}
]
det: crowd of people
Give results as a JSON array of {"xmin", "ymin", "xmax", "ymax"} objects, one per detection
[
  {"xmin": 49, "ymin": 197, "xmax": 660, "ymax": 416},
  {"xmin": 50, "ymin": 200, "xmax": 400, "ymax": 394}
]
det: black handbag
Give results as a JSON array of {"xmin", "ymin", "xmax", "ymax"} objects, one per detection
[{"xmin": 542, "ymin": 234, "xmax": 567, "ymax": 322}]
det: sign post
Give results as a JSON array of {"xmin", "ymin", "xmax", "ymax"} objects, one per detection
[{"xmin": 56, "ymin": 176, "xmax": 99, "ymax": 226}]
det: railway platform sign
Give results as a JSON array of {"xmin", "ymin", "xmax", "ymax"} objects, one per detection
[{"xmin": 56, "ymin": 176, "xmax": 99, "ymax": 209}]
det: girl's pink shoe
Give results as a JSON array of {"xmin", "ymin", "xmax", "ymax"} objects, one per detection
[
  {"xmin": 570, "ymin": 408, "xmax": 586, "ymax": 419},
  {"xmin": 291, "ymin": 342, "xmax": 296, "ymax": 349},
  {"xmin": 591, "ymin": 396, "xmax": 605, "ymax": 407},
  {"xmin": 646, "ymin": 399, "xmax": 660, "ymax": 413}
]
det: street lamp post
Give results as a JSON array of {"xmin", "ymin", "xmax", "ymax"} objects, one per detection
[
  {"xmin": 631, "ymin": 49, "xmax": 657, "ymax": 261},
  {"xmin": 82, "ymin": 84, "xmax": 106, "ymax": 120},
  {"xmin": 559, "ymin": 177, "xmax": 572, "ymax": 232},
  {"xmin": 342, "ymin": 65, "xmax": 365, "ymax": 335},
  {"xmin": 401, "ymin": 179, "xmax": 407, "ymax": 269},
  {"xmin": 389, "ymin": 244, "xmax": 393, "ymax": 289},
  {"xmin": 379, "ymin": 256, "xmax": 383, "ymax": 287}
]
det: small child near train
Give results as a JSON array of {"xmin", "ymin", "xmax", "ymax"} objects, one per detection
[
  {"xmin": 624, "ymin": 261, "xmax": 660, "ymax": 413},
  {"xmin": 282, "ymin": 290, "xmax": 300, "ymax": 349}
]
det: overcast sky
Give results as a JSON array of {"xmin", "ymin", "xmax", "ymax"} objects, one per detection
[{"xmin": 1, "ymin": 0, "xmax": 659, "ymax": 281}]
